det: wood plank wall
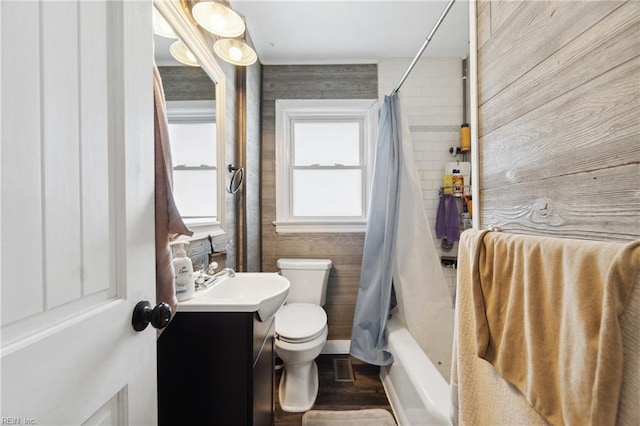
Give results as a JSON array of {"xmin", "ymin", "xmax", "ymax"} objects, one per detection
[
  {"xmin": 261, "ymin": 65, "xmax": 378, "ymax": 340},
  {"xmin": 233, "ymin": 60, "xmax": 263, "ymax": 273},
  {"xmin": 477, "ymin": 0, "xmax": 640, "ymax": 242},
  {"xmin": 158, "ymin": 66, "xmax": 215, "ymax": 101},
  {"xmin": 245, "ymin": 60, "xmax": 262, "ymax": 272},
  {"xmin": 220, "ymin": 60, "xmax": 238, "ymax": 268}
]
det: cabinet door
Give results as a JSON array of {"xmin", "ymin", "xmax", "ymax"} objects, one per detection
[
  {"xmin": 158, "ymin": 312, "xmax": 252, "ymax": 426},
  {"xmin": 253, "ymin": 318, "xmax": 275, "ymax": 426}
]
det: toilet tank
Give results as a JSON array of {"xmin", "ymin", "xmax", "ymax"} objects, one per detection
[{"xmin": 277, "ymin": 258, "xmax": 332, "ymax": 306}]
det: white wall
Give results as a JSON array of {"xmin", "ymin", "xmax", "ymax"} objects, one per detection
[{"xmin": 378, "ymin": 58, "xmax": 465, "ymax": 302}]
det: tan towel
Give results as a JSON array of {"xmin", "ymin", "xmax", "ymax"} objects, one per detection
[
  {"xmin": 452, "ymin": 229, "xmax": 549, "ymax": 426},
  {"xmin": 468, "ymin": 230, "xmax": 639, "ymax": 425},
  {"xmin": 153, "ymin": 64, "xmax": 192, "ymax": 333}
]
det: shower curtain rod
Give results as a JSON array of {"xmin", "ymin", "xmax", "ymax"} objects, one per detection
[{"xmin": 391, "ymin": 0, "xmax": 457, "ymax": 95}]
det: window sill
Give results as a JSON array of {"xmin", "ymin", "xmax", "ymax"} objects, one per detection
[
  {"xmin": 273, "ymin": 220, "xmax": 366, "ymax": 234},
  {"xmin": 182, "ymin": 219, "xmax": 225, "ymax": 241}
]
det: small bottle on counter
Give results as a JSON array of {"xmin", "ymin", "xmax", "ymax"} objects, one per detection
[{"xmin": 170, "ymin": 241, "xmax": 195, "ymax": 302}]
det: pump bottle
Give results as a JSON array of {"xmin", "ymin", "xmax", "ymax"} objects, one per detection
[{"xmin": 169, "ymin": 241, "xmax": 195, "ymax": 302}]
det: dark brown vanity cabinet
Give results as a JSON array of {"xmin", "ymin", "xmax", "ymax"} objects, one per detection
[{"xmin": 157, "ymin": 312, "xmax": 275, "ymax": 426}]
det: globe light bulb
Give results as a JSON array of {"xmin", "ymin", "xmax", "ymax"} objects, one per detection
[
  {"xmin": 208, "ymin": 13, "xmax": 227, "ymax": 33},
  {"xmin": 229, "ymin": 46, "xmax": 243, "ymax": 62}
]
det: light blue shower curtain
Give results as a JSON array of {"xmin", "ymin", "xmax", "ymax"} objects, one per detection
[{"xmin": 349, "ymin": 94, "xmax": 402, "ymax": 366}]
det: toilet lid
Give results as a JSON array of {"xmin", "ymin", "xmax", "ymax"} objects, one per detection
[{"xmin": 275, "ymin": 303, "xmax": 327, "ymax": 342}]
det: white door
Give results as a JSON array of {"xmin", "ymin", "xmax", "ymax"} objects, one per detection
[{"xmin": 1, "ymin": 1, "xmax": 157, "ymax": 424}]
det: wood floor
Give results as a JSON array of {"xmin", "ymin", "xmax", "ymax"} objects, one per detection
[{"xmin": 274, "ymin": 354, "xmax": 393, "ymax": 425}]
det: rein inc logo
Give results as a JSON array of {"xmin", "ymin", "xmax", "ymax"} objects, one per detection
[{"xmin": 1, "ymin": 418, "xmax": 35, "ymax": 425}]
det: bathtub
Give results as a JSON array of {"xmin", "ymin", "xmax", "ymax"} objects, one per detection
[{"xmin": 381, "ymin": 316, "xmax": 451, "ymax": 425}]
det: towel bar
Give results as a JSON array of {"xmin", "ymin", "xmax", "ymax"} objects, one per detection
[{"xmin": 439, "ymin": 185, "xmax": 471, "ymax": 197}]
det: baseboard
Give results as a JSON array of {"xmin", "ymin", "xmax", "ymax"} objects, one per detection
[{"xmin": 322, "ymin": 339, "xmax": 351, "ymax": 354}]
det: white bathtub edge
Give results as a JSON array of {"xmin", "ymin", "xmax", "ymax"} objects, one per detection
[
  {"xmin": 382, "ymin": 316, "xmax": 452, "ymax": 425},
  {"xmin": 380, "ymin": 366, "xmax": 409, "ymax": 426}
]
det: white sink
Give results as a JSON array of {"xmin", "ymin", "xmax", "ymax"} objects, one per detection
[{"xmin": 178, "ymin": 272, "xmax": 290, "ymax": 321}]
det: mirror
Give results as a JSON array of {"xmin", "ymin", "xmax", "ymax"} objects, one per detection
[{"xmin": 153, "ymin": 0, "xmax": 227, "ymax": 238}]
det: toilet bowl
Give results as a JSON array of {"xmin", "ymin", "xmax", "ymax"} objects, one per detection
[
  {"xmin": 275, "ymin": 303, "xmax": 328, "ymax": 412},
  {"xmin": 275, "ymin": 258, "xmax": 332, "ymax": 412}
]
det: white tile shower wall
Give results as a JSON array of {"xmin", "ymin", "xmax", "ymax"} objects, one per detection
[{"xmin": 378, "ymin": 58, "xmax": 464, "ymax": 303}]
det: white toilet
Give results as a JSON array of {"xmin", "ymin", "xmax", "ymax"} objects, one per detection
[{"xmin": 275, "ymin": 258, "xmax": 332, "ymax": 413}]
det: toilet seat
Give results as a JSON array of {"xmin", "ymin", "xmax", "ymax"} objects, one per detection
[{"xmin": 275, "ymin": 303, "xmax": 327, "ymax": 343}]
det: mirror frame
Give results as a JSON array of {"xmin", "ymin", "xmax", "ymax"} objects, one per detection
[
  {"xmin": 154, "ymin": 0, "xmax": 227, "ymax": 237},
  {"xmin": 468, "ymin": 0, "xmax": 480, "ymax": 230}
]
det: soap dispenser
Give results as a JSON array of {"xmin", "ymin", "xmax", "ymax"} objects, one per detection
[{"xmin": 170, "ymin": 241, "xmax": 195, "ymax": 302}]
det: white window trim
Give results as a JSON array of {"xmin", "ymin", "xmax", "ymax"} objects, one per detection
[
  {"xmin": 274, "ymin": 99, "xmax": 378, "ymax": 234},
  {"xmin": 166, "ymin": 100, "xmax": 215, "ymax": 123},
  {"xmin": 166, "ymin": 100, "xmax": 225, "ymax": 239}
]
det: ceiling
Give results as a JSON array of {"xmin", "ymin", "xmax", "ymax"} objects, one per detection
[
  {"xmin": 155, "ymin": 0, "xmax": 470, "ymax": 66},
  {"xmin": 231, "ymin": 0, "xmax": 470, "ymax": 65}
]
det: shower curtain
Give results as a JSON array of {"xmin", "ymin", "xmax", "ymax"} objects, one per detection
[
  {"xmin": 349, "ymin": 94, "xmax": 401, "ymax": 366},
  {"xmin": 350, "ymin": 93, "xmax": 454, "ymax": 373},
  {"xmin": 392, "ymin": 97, "xmax": 454, "ymax": 378}
]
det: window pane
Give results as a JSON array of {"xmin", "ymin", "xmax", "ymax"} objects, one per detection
[
  {"xmin": 293, "ymin": 170, "xmax": 362, "ymax": 217},
  {"xmin": 168, "ymin": 122, "xmax": 217, "ymax": 166},
  {"xmin": 173, "ymin": 170, "xmax": 217, "ymax": 218},
  {"xmin": 293, "ymin": 121, "xmax": 360, "ymax": 166}
]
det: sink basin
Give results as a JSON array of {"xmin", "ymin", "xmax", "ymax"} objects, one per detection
[{"xmin": 178, "ymin": 272, "xmax": 290, "ymax": 321}]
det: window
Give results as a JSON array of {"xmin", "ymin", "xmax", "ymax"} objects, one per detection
[
  {"xmin": 166, "ymin": 100, "xmax": 224, "ymax": 237},
  {"xmin": 275, "ymin": 99, "xmax": 378, "ymax": 233}
]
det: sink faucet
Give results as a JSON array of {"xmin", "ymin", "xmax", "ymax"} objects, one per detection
[{"xmin": 212, "ymin": 267, "xmax": 236, "ymax": 280}]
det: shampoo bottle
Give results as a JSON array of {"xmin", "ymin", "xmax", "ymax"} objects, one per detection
[
  {"xmin": 452, "ymin": 169, "xmax": 464, "ymax": 195},
  {"xmin": 170, "ymin": 241, "xmax": 195, "ymax": 302}
]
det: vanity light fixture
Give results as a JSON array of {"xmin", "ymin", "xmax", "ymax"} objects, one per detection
[
  {"xmin": 153, "ymin": 7, "xmax": 178, "ymax": 39},
  {"xmin": 169, "ymin": 40, "xmax": 200, "ymax": 67},
  {"xmin": 186, "ymin": 0, "xmax": 258, "ymax": 66},
  {"xmin": 154, "ymin": 6, "xmax": 198, "ymax": 67}
]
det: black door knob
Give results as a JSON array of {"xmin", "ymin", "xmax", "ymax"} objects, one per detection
[{"xmin": 132, "ymin": 301, "xmax": 172, "ymax": 332}]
